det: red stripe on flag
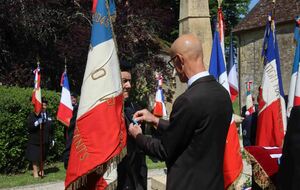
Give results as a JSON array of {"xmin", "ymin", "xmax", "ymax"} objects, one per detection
[
  {"xmin": 294, "ymin": 96, "xmax": 300, "ymax": 106},
  {"xmin": 92, "ymin": 0, "xmax": 98, "ymax": 13},
  {"xmin": 57, "ymin": 103, "xmax": 73, "ymax": 127},
  {"xmin": 65, "ymin": 94, "xmax": 126, "ymax": 189},
  {"xmin": 223, "ymin": 121, "xmax": 243, "ymax": 189},
  {"xmin": 256, "ymin": 99, "xmax": 285, "ymax": 147},
  {"xmin": 153, "ymin": 102, "xmax": 163, "ymax": 117},
  {"xmin": 32, "ymin": 90, "xmax": 42, "ymax": 115},
  {"xmin": 229, "ymin": 86, "xmax": 238, "ymax": 102}
]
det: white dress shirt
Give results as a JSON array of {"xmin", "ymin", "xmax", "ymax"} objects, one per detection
[{"xmin": 187, "ymin": 71, "xmax": 210, "ymax": 87}]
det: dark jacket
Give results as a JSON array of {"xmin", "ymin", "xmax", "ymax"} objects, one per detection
[
  {"xmin": 26, "ymin": 111, "xmax": 54, "ymax": 162},
  {"xmin": 278, "ymin": 106, "xmax": 300, "ymax": 190},
  {"xmin": 27, "ymin": 112, "xmax": 54, "ymax": 145},
  {"xmin": 63, "ymin": 104, "xmax": 78, "ymax": 169},
  {"xmin": 135, "ymin": 76, "xmax": 232, "ymax": 190},
  {"xmin": 117, "ymin": 100, "xmax": 147, "ymax": 190}
]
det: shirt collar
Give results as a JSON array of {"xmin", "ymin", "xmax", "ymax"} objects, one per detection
[{"xmin": 187, "ymin": 71, "xmax": 210, "ymax": 87}]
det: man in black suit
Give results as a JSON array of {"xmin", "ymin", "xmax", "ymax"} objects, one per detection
[
  {"xmin": 63, "ymin": 93, "xmax": 79, "ymax": 169},
  {"xmin": 129, "ymin": 34, "xmax": 232, "ymax": 190},
  {"xmin": 278, "ymin": 105, "xmax": 300, "ymax": 189},
  {"xmin": 116, "ymin": 60, "xmax": 147, "ymax": 190}
]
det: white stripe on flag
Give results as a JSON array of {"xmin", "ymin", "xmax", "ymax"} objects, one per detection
[{"xmin": 78, "ymin": 39, "xmax": 122, "ymax": 118}]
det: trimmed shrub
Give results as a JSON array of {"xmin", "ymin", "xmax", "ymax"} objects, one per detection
[{"xmin": 0, "ymin": 86, "xmax": 65, "ymax": 174}]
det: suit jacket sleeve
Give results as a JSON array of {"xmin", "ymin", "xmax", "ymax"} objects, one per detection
[
  {"xmin": 27, "ymin": 113, "xmax": 39, "ymax": 132},
  {"xmin": 135, "ymin": 95, "xmax": 194, "ymax": 165},
  {"xmin": 157, "ymin": 119, "xmax": 169, "ymax": 133},
  {"xmin": 136, "ymin": 134, "xmax": 167, "ymax": 161}
]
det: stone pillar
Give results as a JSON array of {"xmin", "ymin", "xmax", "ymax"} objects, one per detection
[{"xmin": 173, "ymin": 0, "xmax": 212, "ymax": 100}]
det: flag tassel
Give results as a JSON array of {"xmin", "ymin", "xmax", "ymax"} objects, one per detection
[{"xmin": 66, "ymin": 147, "xmax": 127, "ymax": 190}]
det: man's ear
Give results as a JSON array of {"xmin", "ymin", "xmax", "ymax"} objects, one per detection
[{"xmin": 176, "ymin": 54, "xmax": 184, "ymax": 71}]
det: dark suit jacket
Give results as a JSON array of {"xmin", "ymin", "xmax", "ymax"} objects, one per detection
[
  {"xmin": 278, "ymin": 106, "xmax": 300, "ymax": 190},
  {"xmin": 27, "ymin": 112, "xmax": 54, "ymax": 145},
  {"xmin": 135, "ymin": 75, "xmax": 232, "ymax": 190},
  {"xmin": 117, "ymin": 101, "xmax": 147, "ymax": 190},
  {"xmin": 63, "ymin": 104, "xmax": 78, "ymax": 169}
]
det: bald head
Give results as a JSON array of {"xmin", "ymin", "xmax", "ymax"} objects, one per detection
[{"xmin": 169, "ymin": 33, "xmax": 206, "ymax": 81}]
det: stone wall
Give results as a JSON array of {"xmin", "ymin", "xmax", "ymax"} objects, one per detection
[{"xmin": 237, "ymin": 22, "xmax": 296, "ymax": 108}]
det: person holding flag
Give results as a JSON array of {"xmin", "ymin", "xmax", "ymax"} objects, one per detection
[
  {"xmin": 26, "ymin": 97, "xmax": 54, "ymax": 178},
  {"xmin": 26, "ymin": 63, "xmax": 54, "ymax": 178},
  {"xmin": 117, "ymin": 60, "xmax": 147, "ymax": 190},
  {"xmin": 256, "ymin": 14, "xmax": 287, "ymax": 147},
  {"xmin": 129, "ymin": 33, "xmax": 232, "ymax": 190},
  {"xmin": 65, "ymin": 0, "xmax": 126, "ymax": 189},
  {"xmin": 241, "ymin": 81, "xmax": 258, "ymax": 146}
]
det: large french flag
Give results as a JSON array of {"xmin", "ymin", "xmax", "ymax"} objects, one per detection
[
  {"xmin": 57, "ymin": 71, "xmax": 73, "ymax": 127},
  {"xmin": 153, "ymin": 75, "xmax": 167, "ymax": 118},
  {"xmin": 32, "ymin": 64, "xmax": 42, "ymax": 115},
  {"xmin": 287, "ymin": 18, "xmax": 300, "ymax": 117},
  {"xmin": 245, "ymin": 81, "xmax": 255, "ymax": 116},
  {"xmin": 227, "ymin": 34, "xmax": 239, "ymax": 102},
  {"xmin": 256, "ymin": 15, "xmax": 287, "ymax": 147},
  {"xmin": 209, "ymin": 29, "xmax": 243, "ymax": 189},
  {"xmin": 65, "ymin": 0, "xmax": 126, "ymax": 189}
]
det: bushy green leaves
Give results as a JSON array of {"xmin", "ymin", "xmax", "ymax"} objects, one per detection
[{"xmin": 0, "ymin": 86, "xmax": 65, "ymax": 174}]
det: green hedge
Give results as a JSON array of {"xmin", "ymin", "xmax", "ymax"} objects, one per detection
[{"xmin": 0, "ymin": 86, "xmax": 65, "ymax": 174}]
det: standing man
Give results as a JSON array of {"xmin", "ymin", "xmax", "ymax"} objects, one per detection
[
  {"xmin": 26, "ymin": 97, "xmax": 54, "ymax": 178},
  {"xmin": 63, "ymin": 93, "xmax": 78, "ymax": 169},
  {"xmin": 129, "ymin": 34, "xmax": 232, "ymax": 190},
  {"xmin": 117, "ymin": 60, "xmax": 147, "ymax": 190}
]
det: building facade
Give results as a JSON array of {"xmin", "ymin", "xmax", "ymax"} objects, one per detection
[{"xmin": 233, "ymin": 0, "xmax": 300, "ymax": 108}]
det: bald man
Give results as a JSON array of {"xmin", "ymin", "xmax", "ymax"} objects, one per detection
[{"xmin": 129, "ymin": 34, "xmax": 232, "ymax": 190}]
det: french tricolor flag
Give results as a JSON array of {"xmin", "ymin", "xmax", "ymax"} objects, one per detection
[
  {"xmin": 153, "ymin": 74, "xmax": 167, "ymax": 118},
  {"xmin": 256, "ymin": 15, "xmax": 287, "ymax": 147},
  {"xmin": 227, "ymin": 34, "xmax": 239, "ymax": 102},
  {"xmin": 32, "ymin": 63, "xmax": 42, "ymax": 115},
  {"xmin": 287, "ymin": 17, "xmax": 300, "ymax": 117},
  {"xmin": 57, "ymin": 71, "xmax": 73, "ymax": 127},
  {"xmin": 65, "ymin": 0, "xmax": 126, "ymax": 189},
  {"xmin": 209, "ymin": 25, "xmax": 243, "ymax": 189}
]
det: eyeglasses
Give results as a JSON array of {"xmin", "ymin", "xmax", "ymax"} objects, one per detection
[{"xmin": 167, "ymin": 55, "xmax": 176, "ymax": 69}]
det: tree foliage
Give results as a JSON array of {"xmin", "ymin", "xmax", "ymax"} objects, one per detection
[{"xmin": 0, "ymin": 0, "xmax": 250, "ymax": 106}]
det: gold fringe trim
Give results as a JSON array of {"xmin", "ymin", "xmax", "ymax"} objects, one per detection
[
  {"xmin": 226, "ymin": 170, "xmax": 243, "ymax": 190},
  {"xmin": 66, "ymin": 147, "xmax": 127, "ymax": 190},
  {"xmin": 105, "ymin": 179, "xmax": 118, "ymax": 190},
  {"xmin": 244, "ymin": 149, "xmax": 276, "ymax": 189}
]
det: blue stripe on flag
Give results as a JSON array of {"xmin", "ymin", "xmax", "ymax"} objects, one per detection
[
  {"xmin": 293, "ymin": 21, "xmax": 300, "ymax": 74},
  {"xmin": 209, "ymin": 31, "xmax": 226, "ymax": 80},
  {"xmin": 91, "ymin": 0, "xmax": 113, "ymax": 47},
  {"xmin": 63, "ymin": 73, "xmax": 70, "ymax": 91},
  {"xmin": 109, "ymin": 0, "xmax": 116, "ymax": 16}
]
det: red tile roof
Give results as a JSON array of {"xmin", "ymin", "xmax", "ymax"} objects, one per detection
[{"xmin": 233, "ymin": 0, "xmax": 300, "ymax": 33}]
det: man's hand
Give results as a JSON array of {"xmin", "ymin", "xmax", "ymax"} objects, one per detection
[
  {"xmin": 128, "ymin": 123, "xmax": 142, "ymax": 138},
  {"xmin": 133, "ymin": 109, "xmax": 159, "ymax": 127}
]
